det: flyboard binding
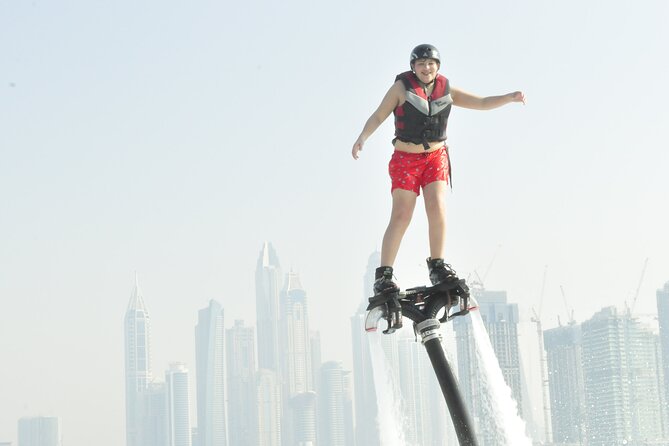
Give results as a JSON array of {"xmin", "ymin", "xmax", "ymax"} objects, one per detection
[{"xmin": 365, "ymin": 278, "xmax": 478, "ymax": 334}]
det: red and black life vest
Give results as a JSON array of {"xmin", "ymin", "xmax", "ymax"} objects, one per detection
[{"xmin": 393, "ymin": 71, "xmax": 452, "ymax": 149}]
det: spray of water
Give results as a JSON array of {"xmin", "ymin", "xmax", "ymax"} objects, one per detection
[
  {"xmin": 368, "ymin": 331, "xmax": 414, "ymax": 446},
  {"xmin": 470, "ymin": 310, "xmax": 533, "ymax": 445}
]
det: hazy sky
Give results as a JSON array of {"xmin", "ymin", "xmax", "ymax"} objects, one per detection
[{"xmin": 1, "ymin": 0, "xmax": 668, "ymax": 445}]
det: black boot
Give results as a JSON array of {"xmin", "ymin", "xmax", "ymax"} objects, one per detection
[
  {"xmin": 426, "ymin": 258, "xmax": 459, "ymax": 286},
  {"xmin": 371, "ymin": 266, "xmax": 402, "ymax": 333},
  {"xmin": 373, "ymin": 266, "xmax": 400, "ymax": 295}
]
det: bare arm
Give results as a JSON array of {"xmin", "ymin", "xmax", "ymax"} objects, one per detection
[
  {"xmin": 451, "ymin": 87, "xmax": 525, "ymax": 110},
  {"xmin": 351, "ymin": 81, "xmax": 404, "ymax": 160}
]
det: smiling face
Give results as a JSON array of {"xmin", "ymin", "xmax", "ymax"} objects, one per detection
[{"xmin": 412, "ymin": 58, "xmax": 440, "ymax": 84}]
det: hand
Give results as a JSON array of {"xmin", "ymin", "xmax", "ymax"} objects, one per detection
[
  {"xmin": 352, "ymin": 139, "xmax": 364, "ymax": 160},
  {"xmin": 510, "ymin": 91, "xmax": 526, "ymax": 105}
]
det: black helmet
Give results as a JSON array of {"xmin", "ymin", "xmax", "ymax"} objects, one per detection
[{"xmin": 410, "ymin": 44, "xmax": 441, "ymax": 68}]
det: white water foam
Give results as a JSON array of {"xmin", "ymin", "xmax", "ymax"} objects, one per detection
[
  {"xmin": 470, "ymin": 310, "xmax": 533, "ymax": 445},
  {"xmin": 367, "ymin": 331, "xmax": 414, "ymax": 446}
]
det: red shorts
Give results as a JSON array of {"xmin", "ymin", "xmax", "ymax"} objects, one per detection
[{"xmin": 388, "ymin": 146, "xmax": 450, "ymax": 195}]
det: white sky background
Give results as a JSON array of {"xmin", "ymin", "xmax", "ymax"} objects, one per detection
[{"xmin": 1, "ymin": 0, "xmax": 668, "ymax": 444}]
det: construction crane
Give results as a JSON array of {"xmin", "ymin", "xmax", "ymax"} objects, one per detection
[
  {"xmin": 629, "ymin": 258, "xmax": 649, "ymax": 315},
  {"xmin": 559, "ymin": 285, "xmax": 575, "ymax": 326}
]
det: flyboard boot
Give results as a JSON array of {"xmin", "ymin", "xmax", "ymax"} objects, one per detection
[
  {"xmin": 427, "ymin": 257, "xmax": 459, "ymax": 286},
  {"xmin": 426, "ymin": 258, "xmax": 470, "ymax": 311},
  {"xmin": 366, "ymin": 266, "xmax": 403, "ymax": 333}
]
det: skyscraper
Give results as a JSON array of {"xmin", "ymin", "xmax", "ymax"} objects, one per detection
[
  {"xmin": 289, "ymin": 392, "xmax": 317, "ymax": 446},
  {"xmin": 396, "ymin": 331, "xmax": 455, "ymax": 446},
  {"xmin": 543, "ymin": 323, "xmax": 586, "ymax": 445},
  {"xmin": 309, "ymin": 330, "xmax": 322, "ymax": 394},
  {"xmin": 280, "ymin": 271, "xmax": 316, "ymax": 445},
  {"xmin": 17, "ymin": 417, "xmax": 61, "ymax": 446},
  {"xmin": 195, "ymin": 300, "xmax": 227, "ymax": 446},
  {"xmin": 166, "ymin": 363, "xmax": 192, "ymax": 446},
  {"xmin": 350, "ymin": 251, "xmax": 382, "ymax": 446},
  {"xmin": 658, "ymin": 281, "xmax": 669, "ymax": 433},
  {"xmin": 143, "ymin": 382, "xmax": 168, "ymax": 446},
  {"xmin": 581, "ymin": 306, "xmax": 665, "ymax": 446},
  {"xmin": 226, "ymin": 320, "xmax": 257, "ymax": 446},
  {"xmin": 318, "ymin": 361, "xmax": 355, "ymax": 446},
  {"xmin": 281, "ymin": 271, "xmax": 313, "ymax": 396},
  {"xmin": 454, "ymin": 288, "xmax": 523, "ymax": 446},
  {"xmin": 257, "ymin": 369, "xmax": 282, "ymax": 446},
  {"xmin": 124, "ymin": 276, "xmax": 152, "ymax": 446},
  {"xmin": 256, "ymin": 242, "xmax": 282, "ymax": 374}
]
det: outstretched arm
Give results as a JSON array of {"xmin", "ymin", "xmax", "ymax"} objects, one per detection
[
  {"xmin": 451, "ymin": 87, "xmax": 525, "ymax": 110},
  {"xmin": 352, "ymin": 81, "xmax": 403, "ymax": 160}
]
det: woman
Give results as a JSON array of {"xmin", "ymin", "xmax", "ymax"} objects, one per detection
[{"xmin": 352, "ymin": 43, "xmax": 525, "ymax": 301}]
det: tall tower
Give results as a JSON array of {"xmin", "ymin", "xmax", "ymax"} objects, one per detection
[
  {"xmin": 143, "ymin": 382, "xmax": 168, "ymax": 446},
  {"xmin": 166, "ymin": 363, "xmax": 192, "ymax": 446},
  {"xmin": 281, "ymin": 271, "xmax": 313, "ymax": 395},
  {"xmin": 454, "ymin": 288, "xmax": 522, "ymax": 446},
  {"xmin": 256, "ymin": 242, "xmax": 282, "ymax": 374},
  {"xmin": 226, "ymin": 320, "xmax": 257, "ymax": 446},
  {"xmin": 17, "ymin": 417, "xmax": 61, "ymax": 446},
  {"xmin": 318, "ymin": 361, "xmax": 355, "ymax": 446},
  {"xmin": 350, "ymin": 251, "xmax": 382, "ymax": 446},
  {"xmin": 195, "ymin": 300, "xmax": 227, "ymax": 446},
  {"xmin": 657, "ymin": 281, "xmax": 669, "ymax": 434},
  {"xmin": 581, "ymin": 307, "xmax": 665, "ymax": 446},
  {"xmin": 396, "ymin": 333, "xmax": 449, "ymax": 446},
  {"xmin": 257, "ymin": 369, "xmax": 282, "ymax": 446},
  {"xmin": 543, "ymin": 323, "xmax": 586, "ymax": 444},
  {"xmin": 281, "ymin": 271, "xmax": 316, "ymax": 445},
  {"xmin": 124, "ymin": 276, "xmax": 152, "ymax": 446}
]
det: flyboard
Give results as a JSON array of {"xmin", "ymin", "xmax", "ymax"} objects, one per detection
[{"xmin": 365, "ymin": 278, "xmax": 479, "ymax": 446}]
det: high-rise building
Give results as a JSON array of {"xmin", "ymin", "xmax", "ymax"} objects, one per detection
[
  {"xmin": 280, "ymin": 271, "xmax": 316, "ymax": 445},
  {"xmin": 281, "ymin": 271, "xmax": 313, "ymax": 395},
  {"xmin": 256, "ymin": 242, "xmax": 283, "ymax": 374},
  {"xmin": 166, "ymin": 363, "xmax": 192, "ymax": 446},
  {"xmin": 318, "ymin": 361, "xmax": 355, "ymax": 446},
  {"xmin": 396, "ymin": 334, "xmax": 450, "ymax": 446},
  {"xmin": 350, "ymin": 251, "xmax": 382, "ymax": 446},
  {"xmin": 658, "ymin": 281, "xmax": 669, "ymax": 434},
  {"xmin": 226, "ymin": 320, "xmax": 257, "ymax": 446},
  {"xmin": 142, "ymin": 382, "xmax": 168, "ymax": 446},
  {"xmin": 396, "ymin": 336, "xmax": 430, "ymax": 445},
  {"xmin": 195, "ymin": 300, "xmax": 227, "ymax": 446},
  {"xmin": 289, "ymin": 392, "xmax": 317, "ymax": 446},
  {"xmin": 257, "ymin": 369, "xmax": 282, "ymax": 446},
  {"xmin": 310, "ymin": 330, "xmax": 322, "ymax": 393},
  {"xmin": 454, "ymin": 288, "xmax": 522, "ymax": 446},
  {"xmin": 581, "ymin": 307, "xmax": 665, "ymax": 446},
  {"xmin": 543, "ymin": 323, "xmax": 586, "ymax": 445},
  {"xmin": 124, "ymin": 276, "xmax": 152, "ymax": 446},
  {"xmin": 17, "ymin": 417, "xmax": 61, "ymax": 446}
]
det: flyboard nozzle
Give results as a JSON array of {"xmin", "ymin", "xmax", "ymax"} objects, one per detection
[
  {"xmin": 364, "ymin": 306, "xmax": 387, "ymax": 332},
  {"xmin": 365, "ymin": 293, "xmax": 403, "ymax": 334}
]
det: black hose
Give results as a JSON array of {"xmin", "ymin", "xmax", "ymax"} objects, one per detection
[{"xmin": 423, "ymin": 337, "xmax": 479, "ymax": 446}]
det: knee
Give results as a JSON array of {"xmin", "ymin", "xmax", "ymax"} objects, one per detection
[
  {"xmin": 390, "ymin": 206, "xmax": 414, "ymax": 227},
  {"xmin": 426, "ymin": 201, "xmax": 446, "ymax": 222}
]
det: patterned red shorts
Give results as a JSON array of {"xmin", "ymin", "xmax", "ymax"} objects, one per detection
[{"xmin": 388, "ymin": 146, "xmax": 450, "ymax": 195}]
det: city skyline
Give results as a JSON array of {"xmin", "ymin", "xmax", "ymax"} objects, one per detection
[{"xmin": 3, "ymin": 248, "xmax": 669, "ymax": 445}]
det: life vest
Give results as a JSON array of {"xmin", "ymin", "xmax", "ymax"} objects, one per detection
[{"xmin": 393, "ymin": 71, "xmax": 452, "ymax": 149}]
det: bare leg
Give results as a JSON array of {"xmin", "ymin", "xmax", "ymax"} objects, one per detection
[
  {"xmin": 380, "ymin": 188, "xmax": 418, "ymax": 266},
  {"xmin": 423, "ymin": 181, "xmax": 448, "ymax": 259}
]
